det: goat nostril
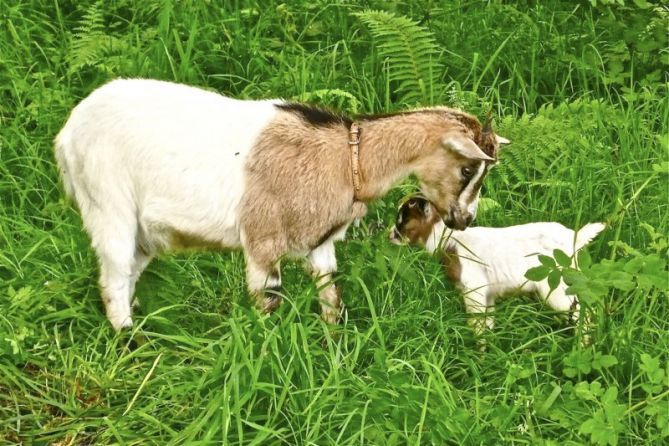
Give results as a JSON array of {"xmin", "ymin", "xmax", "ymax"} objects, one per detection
[{"xmin": 465, "ymin": 215, "xmax": 474, "ymax": 226}]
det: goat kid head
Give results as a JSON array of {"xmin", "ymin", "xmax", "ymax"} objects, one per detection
[
  {"xmin": 413, "ymin": 115, "xmax": 509, "ymax": 230},
  {"xmin": 389, "ymin": 196, "xmax": 449, "ymax": 252}
]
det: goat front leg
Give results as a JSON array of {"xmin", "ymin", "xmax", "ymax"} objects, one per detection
[
  {"xmin": 307, "ymin": 241, "xmax": 341, "ymax": 324},
  {"xmin": 246, "ymin": 256, "xmax": 283, "ymax": 313},
  {"xmin": 461, "ymin": 286, "xmax": 493, "ymax": 350},
  {"xmin": 462, "ymin": 287, "xmax": 493, "ymax": 333}
]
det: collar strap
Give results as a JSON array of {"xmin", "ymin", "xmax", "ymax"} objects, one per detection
[{"xmin": 349, "ymin": 122, "xmax": 361, "ymax": 197}]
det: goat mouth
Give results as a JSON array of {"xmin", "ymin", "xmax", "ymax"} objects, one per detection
[
  {"xmin": 388, "ymin": 227, "xmax": 404, "ymax": 245},
  {"xmin": 443, "ymin": 216, "xmax": 466, "ymax": 231}
]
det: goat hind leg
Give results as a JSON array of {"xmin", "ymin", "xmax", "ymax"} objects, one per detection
[
  {"xmin": 82, "ymin": 205, "xmax": 138, "ymax": 331},
  {"xmin": 129, "ymin": 250, "xmax": 153, "ymax": 309},
  {"xmin": 544, "ymin": 285, "xmax": 592, "ymax": 345},
  {"xmin": 95, "ymin": 238, "xmax": 136, "ymax": 331}
]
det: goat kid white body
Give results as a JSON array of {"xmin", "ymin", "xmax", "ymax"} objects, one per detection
[
  {"xmin": 425, "ymin": 220, "xmax": 605, "ymax": 332},
  {"xmin": 55, "ymin": 79, "xmax": 283, "ymax": 328}
]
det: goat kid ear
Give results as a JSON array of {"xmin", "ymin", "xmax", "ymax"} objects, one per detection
[{"xmin": 443, "ymin": 134, "xmax": 495, "ymax": 161}]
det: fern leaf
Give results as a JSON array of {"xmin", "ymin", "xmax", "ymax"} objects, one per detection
[
  {"xmin": 67, "ymin": 2, "xmax": 129, "ymax": 75},
  {"xmin": 354, "ymin": 10, "xmax": 442, "ymax": 105}
]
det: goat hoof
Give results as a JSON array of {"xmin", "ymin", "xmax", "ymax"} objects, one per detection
[
  {"xmin": 109, "ymin": 316, "xmax": 133, "ymax": 332},
  {"xmin": 321, "ymin": 329, "xmax": 341, "ymax": 348},
  {"xmin": 118, "ymin": 331, "xmax": 146, "ymax": 351},
  {"xmin": 320, "ymin": 307, "xmax": 342, "ymax": 325},
  {"xmin": 476, "ymin": 338, "xmax": 488, "ymax": 353},
  {"xmin": 259, "ymin": 295, "xmax": 283, "ymax": 313}
]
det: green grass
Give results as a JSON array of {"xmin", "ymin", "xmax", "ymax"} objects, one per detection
[{"xmin": 1, "ymin": 1, "xmax": 668, "ymax": 444}]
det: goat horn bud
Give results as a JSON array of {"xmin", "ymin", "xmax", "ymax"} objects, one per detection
[{"xmin": 482, "ymin": 111, "xmax": 493, "ymax": 134}]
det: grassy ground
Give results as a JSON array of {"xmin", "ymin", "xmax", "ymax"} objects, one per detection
[{"xmin": 1, "ymin": 1, "xmax": 667, "ymax": 444}]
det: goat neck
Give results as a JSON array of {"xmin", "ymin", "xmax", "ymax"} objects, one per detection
[{"xmin": 355, "ymin": 111, "xmax": 474, "ymax": 202}]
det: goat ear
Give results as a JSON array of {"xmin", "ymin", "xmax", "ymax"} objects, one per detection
[
  {"xmin": 443, "ymin": 134, "xmax": 495, "ymax": 161},
  {"xmin": 496, "ymin": 135, "xmax": 511, "ymax": 146}
]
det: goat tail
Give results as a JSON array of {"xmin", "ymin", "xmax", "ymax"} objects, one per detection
[
  {"xmin": 53, "ymin": 126, "xmax": 76, "ymax": 199},
  {"xmin": 575, "ymin": 222, "xmax": 606, "ymax": 251}
]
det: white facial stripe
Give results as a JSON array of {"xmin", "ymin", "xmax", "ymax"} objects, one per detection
[
  {"xmin": 467, "ymin": 191, "xmax": 480, "ymax": 217},
  {"xmin": 458, "ymin": 162, "xmax": 487, "ymax": 209}
]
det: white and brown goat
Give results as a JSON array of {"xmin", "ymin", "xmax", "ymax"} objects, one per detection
[
  {"xmin": 55, "ymin": 78, "xmax": 509, "ymax": 330},
  {"xmin": 390, "ymin": 197, "xmax": 604, "ymax": 340}
]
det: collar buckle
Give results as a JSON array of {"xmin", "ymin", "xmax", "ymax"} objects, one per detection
[{"xmin": 349, "ymin": 122, "xmax": 361, "ymax": 195}]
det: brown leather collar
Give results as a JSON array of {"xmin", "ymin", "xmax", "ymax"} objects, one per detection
[{"xmin": 349, "ymin": 122, "xmax": 361, "ymax": 198}]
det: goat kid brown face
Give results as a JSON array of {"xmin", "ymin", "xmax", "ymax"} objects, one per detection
[
  {"xmin": 389, "ymin": 197, "xmax": 439, "ymax": 247},
  {"xmin": 416, "ymin": 130, "xmax": 509, "ymax": 230}
]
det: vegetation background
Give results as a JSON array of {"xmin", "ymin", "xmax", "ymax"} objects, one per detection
[{"xmin": 0, "ymin": 0, "xmax": 667, "ymax": 444}]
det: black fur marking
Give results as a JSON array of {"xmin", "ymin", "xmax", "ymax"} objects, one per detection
[
  {"xmin": 266, "ymin": 285, "xmax": 282, "ymax": 294},
  {"xmin": 265, "ymin": 281, "xmax": 283, "ymax": 303},
  {"xmin": 458, "ymin": 162, "xmax": 487, "ymax": 198},
  {"xmin": 356, "ymin": 110, "xmax": 414, "ymax": 121},
  {"xmin": 315, "ymin": 222, "xmax": 347, "ymax": 248},
  {"xmin": 266, "ymin": 272, "xmax": 281, "ymax": 291},
  {"xmin": 276, "ymin": 103, "xmax": 352, "ymax": 127}
]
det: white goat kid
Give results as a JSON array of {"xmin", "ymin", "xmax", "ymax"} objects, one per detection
[
  {"xmin": 390, "ymin": 197, "xmax": 604, "ymax": 340},
  {"xmin": 55, "ymin": 79, "xmax": 509, "ymax": 330}
]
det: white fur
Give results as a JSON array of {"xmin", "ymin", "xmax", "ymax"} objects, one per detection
[
  {"xmin": 55, "ymin": 79, "xmax": 282, "ymax": 329},
  {"xmin": 426, "ymin": 220, "xmax": 605, "ymax": 335},
  {"xmin": 306, "ymin": 224, "xmax": 350, "ymax": 324},
  {"xmin": 458, "ymin": 162, "xmax": 486, "ymax": 219}
]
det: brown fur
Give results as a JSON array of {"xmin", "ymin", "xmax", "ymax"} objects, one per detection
[
  {"xmin": 240, "ymin": 111, "xmax": 355, "ymax": 263},
  {"xmin": 169, "ymin": 229, "xmax": 225, "ymax": 250},
  {"xmin": 395, "ymin": 198, "xmax": 442, "ymax": 245},
  {"xmin": 240, "ymin": 106, "xmax": 502, "ymax": 322},
  {"xmin": 442, "ymin": 247, "xmax": 462, "ymax": 283}
]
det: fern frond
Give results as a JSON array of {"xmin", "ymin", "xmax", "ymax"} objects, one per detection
[
  {"xmin": 298, "ymin": 89, "xmax": 361, "ymax": 113},
  {"xmin": 354, "ymin": 10, "xmax": 442, "ymax": 105},
  {"xmin": 491, "ymin": 100, "xmax": 624, "ymax": 190},
  {"xmin": 67, "ymin": 2, "xmax": 129, "ymax": 75}
]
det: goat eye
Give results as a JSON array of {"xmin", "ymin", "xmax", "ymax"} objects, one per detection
[{"xmin": 461, "ymin": 166, "xmax": 474, "ymax": 178}]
